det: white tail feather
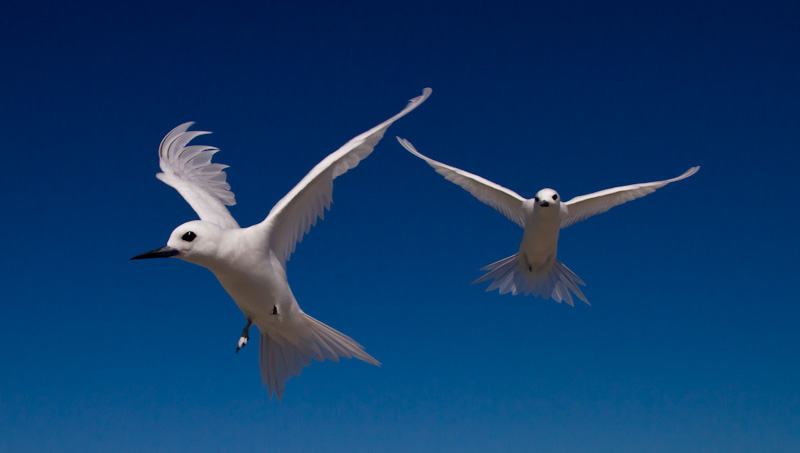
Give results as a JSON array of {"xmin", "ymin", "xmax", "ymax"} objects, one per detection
[
  {"xmin": 473, "ymin": 253, "xmax": 589, "ymax": 306},
  {"xmin": 258, "ymin": 313, "xmax": 380, "ymax": 400}
]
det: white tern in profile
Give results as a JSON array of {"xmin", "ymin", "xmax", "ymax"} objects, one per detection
[
  {"xmin": 131, "ymin": 88, "xmax": 431, "ymax": 400},
  {"xmin": 397, "ymin": 137, "xmax": 698, "ymax": 306}
]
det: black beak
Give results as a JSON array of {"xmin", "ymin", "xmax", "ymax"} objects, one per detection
[
  {"xmin": 539, "ymin": 201, "xmax": 550, "ymax": 207},
  {"xmin": 130, "ymin": 246, "xmax": 179, "ymax": 260}
]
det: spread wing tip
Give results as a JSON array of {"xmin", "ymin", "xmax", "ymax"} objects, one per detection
[
  {"xmin": 414, "ymin": 87, "xmax": 433, "ymax": 102},
  {"xmin": 668, "ymin": 166, "xmax": 700, "ymax": 184},
  {"xmin": 156, "ymin": 122, "xmax": 238, "ymax": 208},
  {"xmin": 396, "ymin": 136, "xmax": 428, "ymax": 162},
  {"xmin": 398, "ymin": 88, "xmax": 432, "ymax": 116}
]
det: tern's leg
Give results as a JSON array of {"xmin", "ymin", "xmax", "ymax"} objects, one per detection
[{"xmin": 236, "ymin": 319, "xmax": 252, "ymax": 354}]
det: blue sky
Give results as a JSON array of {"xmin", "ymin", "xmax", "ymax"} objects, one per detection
[{"xmin": 1, "ymin": 0, "xmax": 798, "ymax": 451}]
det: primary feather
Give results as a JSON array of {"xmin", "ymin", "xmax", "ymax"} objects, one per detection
[{"xmin": 155, "ymin": 122, "xmax": 240, "ymax": 229}]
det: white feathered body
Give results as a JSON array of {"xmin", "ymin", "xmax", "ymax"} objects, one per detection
[
  {"xmin": 473, "ymin": 196, "xmax": 586, "ymax": 304},
  {"xmin": 518, "ymin": 199, "xmax": 561, "ymax": 274},
  {"xmin": 138, "ymin": 88, "xmax": 432, "ymax": 400},
  {"xmin": 204, "ymin": 227, "xmax": 300, "ymax": 327}
]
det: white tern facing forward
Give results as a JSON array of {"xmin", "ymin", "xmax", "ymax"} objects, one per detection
[
  {"xmin": 397, "ymin": 137, "xmax": 698, "ymax": 306},
  {"xmin": 131, "ymin": 88, "xmax": 431, "ymax": 400}
]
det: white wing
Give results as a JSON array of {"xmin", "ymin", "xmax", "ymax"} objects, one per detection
[
  {"xmin": 155, "ymin": 122, "xmax": 240, "ymax": 229},
  {"xmin": 397, "ymin": 138, "xmax": 526, "ymax": 227},
  {"xmin": 261, "ymin": 88, "xmax": 432, "ymax": 264},
  {"xmin": 560, "ymin": 166, "xmax": 700, "ymax": 228}
]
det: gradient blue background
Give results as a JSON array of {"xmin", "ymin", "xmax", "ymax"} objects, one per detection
[{"xmin": 2, "ymin": 0, "xmax": 798, "ymax": 451}]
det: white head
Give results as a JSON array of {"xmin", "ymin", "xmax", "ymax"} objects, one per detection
[
  {"xmin": 131, "ymin": 220, "xmax": 225, "ymax": 268},
  {"xmin": 534, "ymin": 188, "xmax": 560, "ymax": 208}
]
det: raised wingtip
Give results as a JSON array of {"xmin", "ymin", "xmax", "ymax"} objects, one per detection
[
  {"xmin": 159, "ymin": 122, "xmax": 195, "ymax": 151},
  {"xmin": 681, "ymin": 166, "xmax": 701, "ymax": 180},
  {"xmin": 171, "ymin": 121, "xmax": 195, "ymax": 133},
  {"xmin": 395, "ymin": 136, "xmax": 422, "ymax": 158},
  {"xmin": 157, "ymin": 122, "xmax": 238, "ymax": 211},
  {"xmin": 409, "ymin": 87, "xmax": 433, "ymax": 104}
]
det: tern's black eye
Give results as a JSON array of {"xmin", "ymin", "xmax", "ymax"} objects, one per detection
[
  {"xmin": 553, "ymin": 194, "xmax": 558, "ymax": 200},
  {"xmin": 182, "ymin": 231, "xmax": 197, "ymax": 242}
]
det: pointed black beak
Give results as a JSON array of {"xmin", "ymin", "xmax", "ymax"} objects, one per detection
[
  {"xmin": 539, "ymin": 201, "xmax": 550, "ymax": 207},
  {"xmin": 130, "ymin": 246, "xmax": 179, "ymax": 260}
]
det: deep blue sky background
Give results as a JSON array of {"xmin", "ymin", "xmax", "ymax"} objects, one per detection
[{"xmin": 2, "ymin": 0, "xmax": 799, "ymax": 451}]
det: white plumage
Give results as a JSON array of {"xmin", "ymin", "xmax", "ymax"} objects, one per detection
[
  {"xmin": 132, "ymin": 88, "xmax": 431, "ymax": 399},
  {"xmin": 398, "ymin": 137, "xmax": 698, "ymax": 306}
]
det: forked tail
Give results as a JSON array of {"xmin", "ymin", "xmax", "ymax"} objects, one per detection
[
  {"xmin": 472, "ymin": 253, "xmax": 589, "ymax": 306},
  {"xmin": 258, "ymin": 313, "xmax": 380, "ymax": 400}
]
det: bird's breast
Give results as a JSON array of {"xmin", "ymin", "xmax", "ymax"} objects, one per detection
[
  {"xmin": 211, "ymin": 253, "xmax": 295, "ymax": 322},
  {"xmin": 520, "ymin": 211, "xmax": 561, "ymax": 267}
]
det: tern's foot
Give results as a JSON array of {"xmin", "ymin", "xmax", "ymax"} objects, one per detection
[
  {"xmin": 236, "ymin": 319, "xmax": 252, "ymax": 354},
  {"xmin": 236, "ymin": 336, "xmax": 248, "ymax": 354}
]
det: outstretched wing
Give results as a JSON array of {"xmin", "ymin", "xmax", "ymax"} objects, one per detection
[
  {"xmin": 397, "ymin": 138, "xmax": 526, "ymax": 227},
  {"xmin": 155, "ymin": 122, "xmax": 240, "ymax": 229},
  {"xmin": 261, "ymin": 88, "xmax": 432, "ymax": 265},
  {"xmin": 560, "ymin": 166, "xmax": 700, "ymax": 228}
]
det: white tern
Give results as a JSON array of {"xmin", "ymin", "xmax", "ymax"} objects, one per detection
[
  {"xmin": 131, "ymin": 88, "xmax": 431, "ymax": 399},
  {"xmin": 397, "ymin": 137, "xmax": 698, "ymax": 306}
]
